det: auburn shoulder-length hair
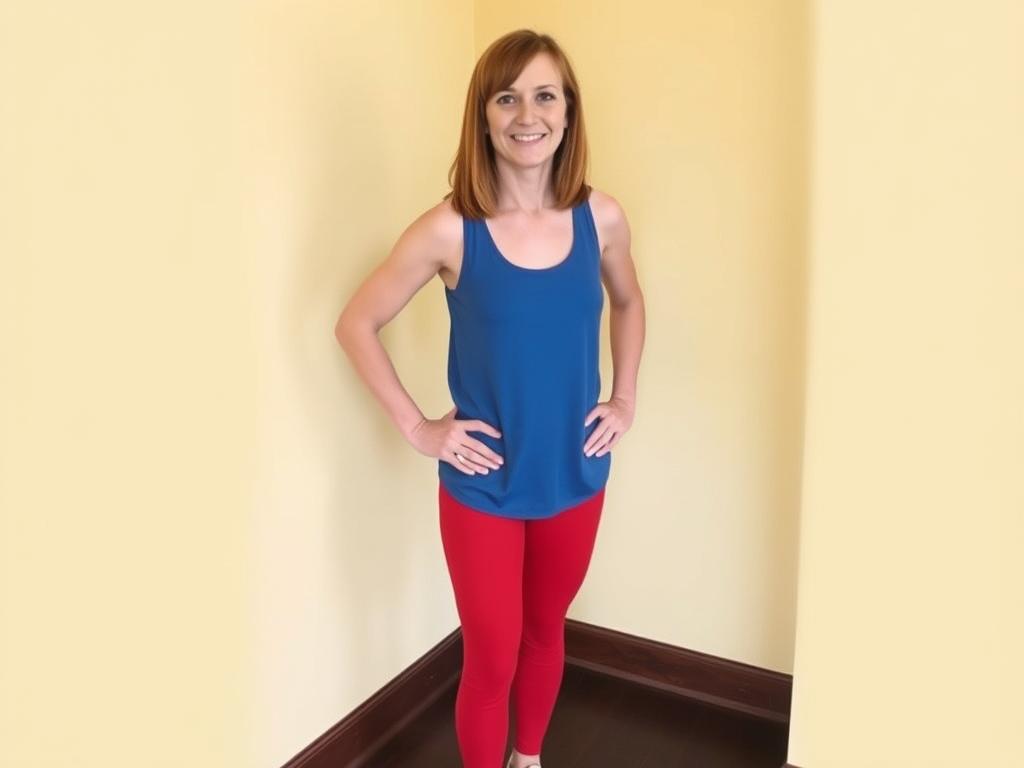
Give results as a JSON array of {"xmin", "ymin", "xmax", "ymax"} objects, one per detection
[{"xmin": 443, "ymin": 29, "xmax": 591, "ymax": 219}]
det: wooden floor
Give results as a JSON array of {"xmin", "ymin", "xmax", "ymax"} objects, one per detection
[{"xmin": 364, "ymin": 663, "xmax": 789, "ymax": 768}]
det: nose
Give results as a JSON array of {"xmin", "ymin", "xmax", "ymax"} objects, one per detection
[{"xmin": 516, "ymin": 101, "xmax": 535, "ymax": 124}]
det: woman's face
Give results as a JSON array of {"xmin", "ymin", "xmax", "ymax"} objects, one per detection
[{"xmin": 484, "ymin": 52, "xmax": 568, "ymax": 169}]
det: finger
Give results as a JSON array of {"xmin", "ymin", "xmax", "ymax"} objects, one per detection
[
  {"xmin": 584, "ymin": 406, "xmax": 604, "ymax": 428},
  {"xmin": 448, "ymin": 450, "xmax": 477, "ymax": 475},
  {"xmin": 453, "ymin": 447, "xmax": 493, "ymax": 473},
  {"xmin": 590, "ymin": 433, "xmax": 614, "ymax": 457},
  {"xmin": 584, "ymin": 423, "xmax": 613, "ymax": 455},
  {"xmin": 471, "ymin": 420, "xmax": 502, "ymax": 438},
  {"xmin": 595, "ymin": 432, "xmax": 620, "ymax": 457},
  {"xmin": 464, "ymin": 438, "xmax": 504, "ymax": 467}
]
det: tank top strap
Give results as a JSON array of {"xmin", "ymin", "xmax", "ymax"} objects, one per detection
[
  {"xmin": 578, "ymin": 197, "xmax": 601, "ymax": 268},
  {"xmin": 455, "ymin": 211, "xmax": 480, "ymax": 290}
]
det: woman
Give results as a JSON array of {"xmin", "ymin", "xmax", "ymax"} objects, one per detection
[{"xmin": 336, "ymin": 29, "xmax": 645, "ymax": 768}]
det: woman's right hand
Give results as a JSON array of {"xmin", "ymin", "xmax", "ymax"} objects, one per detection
[{"xmin": 408, "ymin": 406, "xmax": 505, "ymax": 475}]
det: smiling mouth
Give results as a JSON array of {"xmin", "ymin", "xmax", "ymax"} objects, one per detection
[{"xmin": 511, "ymin": 133, "xmax": 547, "ymax": 144}]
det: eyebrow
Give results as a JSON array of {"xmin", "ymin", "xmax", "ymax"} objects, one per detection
[{"xmin": 497, "ymin": 84, "xmax": 559, "ymax": 93}]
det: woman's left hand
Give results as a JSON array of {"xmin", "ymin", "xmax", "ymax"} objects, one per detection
[{"xmin": 583, "ymin": 396, "xmax": 635, "ymax": 457}]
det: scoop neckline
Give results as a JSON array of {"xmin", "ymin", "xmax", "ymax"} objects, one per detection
[{"xmin": 482, "ymin": 203, "xmax": 578, "ymax": 273}]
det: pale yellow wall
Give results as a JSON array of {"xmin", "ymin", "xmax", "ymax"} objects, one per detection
[
  {"xmin": 0, "ymin": 1, "xmax": 473, "ymax": 767},
  {"xmin": 245, "ymin": 2, "xmax": 473, "ymax": 765},
  {"xmin": 0, "ymin": 2, "xmax": 257, "ymax": 766},
  {"xmin": 21, "ymin": 2, "xmax": 1022, "ymax": 768},
  {"xmin": 787, "ymin": 2, "xmax": 1024, "ymax": 766},
  {"xmin": 477, "ymin": 1, "xmax": 809, "ymax": 670}
]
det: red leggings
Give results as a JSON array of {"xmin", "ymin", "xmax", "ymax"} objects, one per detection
[{"xmin": 438, "ymin": 481, "xmax": 606, "ymax": 768}]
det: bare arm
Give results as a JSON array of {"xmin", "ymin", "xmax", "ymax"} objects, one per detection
[
  {"xmin": 595, "ymin": 191, "xmax": 645, "ymax": 409},
  {"xmin": 334, "ymin": 201, "xmax": 459, "ymax": 442},
  {"xmin": 582, "ymin": 190, "xmax": 645, "ymax": 458}
]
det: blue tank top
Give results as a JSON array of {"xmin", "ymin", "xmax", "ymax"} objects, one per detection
[{"xmin": 438, "ymin": 194, "xmax": 612, "ymax": 519}]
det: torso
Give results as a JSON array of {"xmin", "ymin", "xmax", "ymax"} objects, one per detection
[
  {"xmin": 437, "ymin": 190, "xmax": 611, "ymax": 518},
  {"xmin": 438, "ymin": 189, "xmax": 608, "ymax": 291}
]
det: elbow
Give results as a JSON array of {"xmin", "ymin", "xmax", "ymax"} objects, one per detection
[
  {"xmin": 334, "ymin": 311, "xmax": 356, "ymax": 346},
  {"xmin": 335, "ymin": 320, "xmax": 356, "ymax": 348},
  {"xmin": 334, "ymin": 311, "xmax": 377, "ymax": 346},
  {"xmin": 611, "ymin": 291, "xmax": 645, "ymax": 312},
  {"xmin": 337, "ymin": 319, "xmax": 354, "ymax": 348}
]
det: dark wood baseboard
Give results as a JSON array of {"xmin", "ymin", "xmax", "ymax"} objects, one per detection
[
  {"xmin": 282, "ymin": 626, "xmax": 464, "ymax": 768},
  {"xmin": 283, "ymin": 619, "xmax": 793, "ymax": 767},
  {"xmin": 564, "ymin": 618, "xmax": 791, "ymax": 724}
]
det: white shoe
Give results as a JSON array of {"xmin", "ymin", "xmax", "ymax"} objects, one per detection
[{"xmin": 506, "ymin": 753, "xmax": 541, "ymax": 768}]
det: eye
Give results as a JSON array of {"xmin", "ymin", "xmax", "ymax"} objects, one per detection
[{"xmin": 496, "ymin": 92, "xmax": 557, "ymax": 105}]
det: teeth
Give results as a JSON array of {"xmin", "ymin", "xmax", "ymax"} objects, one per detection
[{"xmin": 512, "ymin": 133, "xmax": 544, "ymax": 142}]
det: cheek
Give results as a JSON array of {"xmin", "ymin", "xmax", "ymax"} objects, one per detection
[{"xmin": 485, "ymin": 111, "xmax": 503, "ymax": 133}]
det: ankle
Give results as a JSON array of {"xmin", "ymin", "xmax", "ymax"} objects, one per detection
[{"xmin": 510, "ymin": 747, "xmax": 542, "ymax": 768}]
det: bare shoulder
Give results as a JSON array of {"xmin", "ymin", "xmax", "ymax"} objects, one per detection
[
  {"xmin": 394, "ymin": 196, "xmax": 463, "ymax": 284},
  {"xmin": 587, "ymin": 187, "xmax": 641, "ymax": 307},
  {"xmin": 587, "ymin": 187, "xmax": 630, "ymax": 256},
  {"xmin": 420, "ymin": 197, "xmax": 464, "ymax": 287},
  {"xmin": 336, "ymin": 197, "xmax": 462, "ymax": 334},
  {"xmin": 410, "ymin": 196, "xmax": 463, "ymax": 260},
  {"xmin": 427, "ymin": 196, "xmax": 463, "ymax": 239}
]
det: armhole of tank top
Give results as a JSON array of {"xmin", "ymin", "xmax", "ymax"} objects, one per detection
[
  {"xmin": 582, "ymin": 198, "xmax": 602, "ymax": 266},
  {"xmin": 450, "ymin": 215, "xmax": 471, "ymax": 294}
]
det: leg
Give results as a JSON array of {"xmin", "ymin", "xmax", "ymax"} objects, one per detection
[
  {"xmin": 510, "ymin": 487, "xmax": 606, "ymax": 760},
  {"xmin": 439, "ymin": 482, "xmax": 525, "ymax": 768}
]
